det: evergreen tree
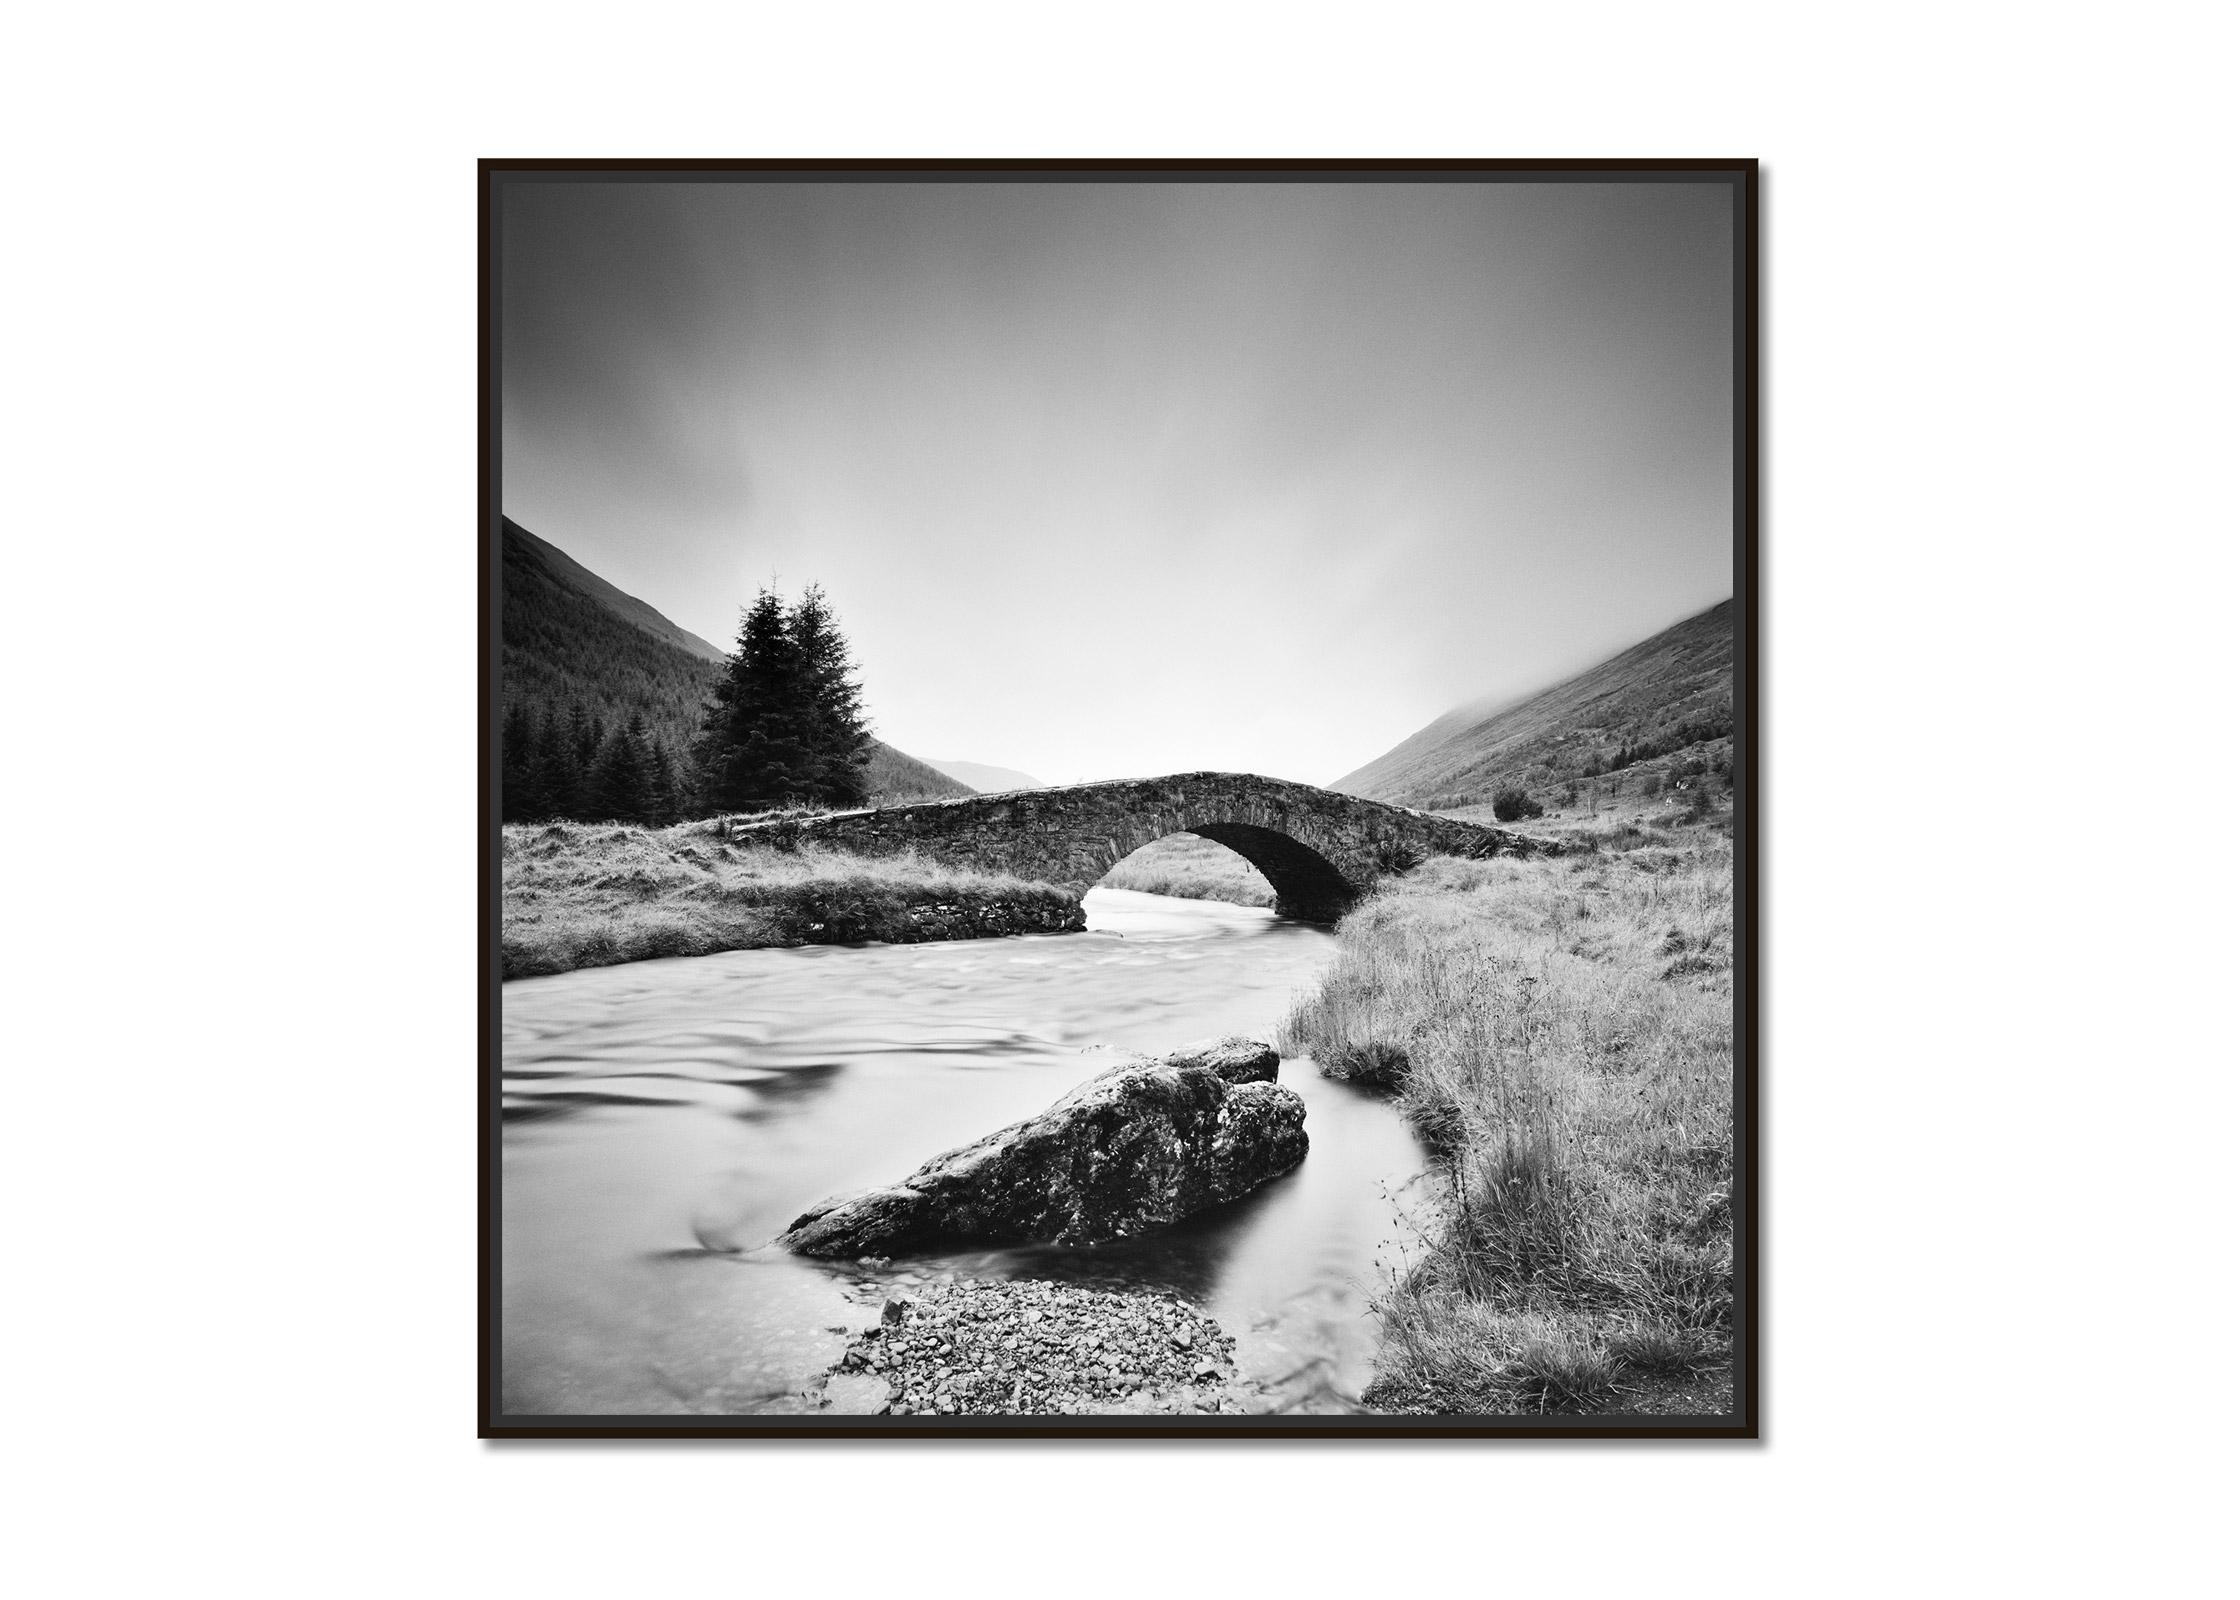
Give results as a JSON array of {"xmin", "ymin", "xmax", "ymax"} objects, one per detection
[
  {"xmin": 561, "ymin": 703, "xmax": 604, "ymax": 817},
  {"xmin": 645, "ymin": 739, "xmax": 679, "ymax": 827},
  {"xmin": 500, "ymin": 702, "xmax": 537, "ymax": 822},
  {"xmin": 789, "ymin": 584, "xmax": 873, "ymax": 807},
  {"xmin": 622, "ymin": 714, "xmax": 656, "ymax": 822},
  {"xmin": 688, "ymin": 582, "xmax": 877, "ymax": 814},
  {"xmin": 530, "ymin": 708, "xmax": 576, "ymax": 821},
  {"xmin": 588, "ymin": 716, "xmax": 652, "ymax": 822},
  {"xmin": 692, "ymin": 588, "xmax": 815, "ymax": 811}
]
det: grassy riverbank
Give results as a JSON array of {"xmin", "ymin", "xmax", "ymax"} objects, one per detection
[
  {"xmin": 1278, "ymin": 813, "xmax": 1735, "ymax": 1415},
  {"xmin": 502, "ymin": 820, "xmax": 1083, "ymax": 979}
]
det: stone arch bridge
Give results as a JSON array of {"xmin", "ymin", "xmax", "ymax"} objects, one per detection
[{"xmin": 728, "ymin": 772, "xmax": 1541, "ymax": 921}]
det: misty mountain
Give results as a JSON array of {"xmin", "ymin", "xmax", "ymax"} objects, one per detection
[
  {"xmin": 863, "ymin": 746, "xmax": 976, "ymax": 804},
  {"xmin": 926, "ymin": 760, "xmax": 1043, "ymax": 793},
  {"xmin": 501, "ymin": 516, "xmax": 974, "ymax": 804},
  {"xmin": 1333, "ymin": 599, "xmax": 1734, "ymax": 810}
]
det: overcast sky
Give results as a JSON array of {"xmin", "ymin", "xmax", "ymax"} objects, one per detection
[{"xmin": 501, "ymin": 178, "xmax": 1733, "ymax": 786}]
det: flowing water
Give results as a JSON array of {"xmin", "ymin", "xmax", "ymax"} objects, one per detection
[{"xmin": 499, "ymin": 887, "xmax": 1430, "ymax": 1416}]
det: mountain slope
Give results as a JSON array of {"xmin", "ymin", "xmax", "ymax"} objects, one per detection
[
  {"xmin": 501, "ymin": 517, "xmax": 721, "ymax": 762},
  {"xmin": 506, "ymin": 518, "xmax": 728, "ymax": 664},
  {"xmin": 927, "ymin": 760, "xmax": 1043, "ymax": 793},
  {"xmin": 865, "ymin": 745, "xmax": 976, "ymax": 803},
  {"xmin": 500, "ymin": 516, "xmax": 974, "ymax": 804},
  {"xmin": 1333, "ymin": 600, "xmax": 1734, "ymax": 810}
]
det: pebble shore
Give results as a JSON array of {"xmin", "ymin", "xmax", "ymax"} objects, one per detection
[{"xmin": 822, "ymin": 1278, "xmax": 1245, "ymax": 1417}]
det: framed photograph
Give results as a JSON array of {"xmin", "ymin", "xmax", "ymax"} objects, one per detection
[{"xmin": 481, "ymin": 159, "xmax": 1757, "ymax": 1437}]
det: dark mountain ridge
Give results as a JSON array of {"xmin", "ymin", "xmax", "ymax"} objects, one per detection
[{"xmin": 506, "ymin": 519, "xmax": 728, "ymax": 664}]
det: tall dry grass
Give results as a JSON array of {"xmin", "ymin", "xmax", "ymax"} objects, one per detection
[
  {"xmin": 502, "ymin": 819, "xmax": 1081, "ymax": 978},
  {"xmin": 1278, "ymin": 829, "xmax": 1735, "ymax": 1414}
]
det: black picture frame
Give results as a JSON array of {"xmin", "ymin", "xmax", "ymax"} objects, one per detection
[{"xmin": 479, "ymin": 157, "xmax": 1759, "ymax": 1440}]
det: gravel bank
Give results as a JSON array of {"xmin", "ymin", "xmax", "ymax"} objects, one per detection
[{"xmin": 821, "ymin": 1278, "xmax": 1245, "ymax": 1416}]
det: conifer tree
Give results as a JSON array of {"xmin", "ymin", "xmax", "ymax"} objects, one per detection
[
  {"xmin": 529, "ymin": 708, "xmax": 575, "ymax": 821},
  {"xmin": 588, "ymin": 716, "xmax": 651, "ymax": 822},
  {"xmin": 645, "ymin": 739, "xmax": 679, "ymax": 827},
  {"xmin": 555, "ymin": 702, "xmax": 596, "ymax": 817},
  {"xmin": 692, "ymin": 587, "xmax": 813, "ymax": 811},
  {"xmin": 789, "ymin": 584, "xmax": 873, "ymax": 807},
  {"xmin": 689, "ymin": 583, "xmax": 878, "ymax": 813},
  {"xmin": 500, "ymin": 702, "xmax": 537, "ymax": 822}
]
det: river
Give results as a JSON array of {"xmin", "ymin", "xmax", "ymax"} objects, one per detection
[{"xmin": 498, "ymin": 887, "xmax": 1429, "ymax": 1417}]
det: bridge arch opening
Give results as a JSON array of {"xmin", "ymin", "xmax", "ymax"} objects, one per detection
[{"xmin": 1095, "ymin": 824, "xmax": 1359, "ymax": 923}]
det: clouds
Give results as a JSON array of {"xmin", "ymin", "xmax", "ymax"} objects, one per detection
[{"xmin": 500, "ymin": 177, "xmax": 1735, "ymax": 784}]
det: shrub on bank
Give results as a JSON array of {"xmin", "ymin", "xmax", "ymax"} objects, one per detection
[{"xmin": 1490, "ymin": 787, "xmax": 1545, "ymax": 822}]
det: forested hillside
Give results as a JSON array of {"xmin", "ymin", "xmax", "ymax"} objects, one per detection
[
  {"xmin": 500, "ymin": 517, "xmax": 973, "ymax": 817},
  {"xmin": 866, "ymin": 745, "xmax": 974, "ymax": 803},
  {"xmin": 1333, "ymin": 599, "xmax": 1734, "ymax": 812},
  {"xmin": 502, "ymin": 518, "xmax": 721, "ymax": 760}
]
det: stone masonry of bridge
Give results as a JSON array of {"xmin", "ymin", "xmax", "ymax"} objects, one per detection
[{"xmin": 727, "ymin": 772, "xmax": 1541, "ymax": 922}]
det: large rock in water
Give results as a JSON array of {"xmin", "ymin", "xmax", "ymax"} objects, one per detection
[{"xmin": 777, "ymin": 1038, "xmax": 1308, "ymax": 1256}]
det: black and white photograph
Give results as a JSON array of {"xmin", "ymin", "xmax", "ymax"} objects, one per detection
[
  {"xmin": 16, "ymin": 0, "xmax": 2240, "ymax": 1589},
  {"xmin": 484, "ymin": 163, "xmax": 1755, "ymax": 1434}
]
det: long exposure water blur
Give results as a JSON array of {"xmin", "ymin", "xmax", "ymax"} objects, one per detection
[{"xmin": 499, "ymin": 887, "xmax": 1429, "ymax": 1416}]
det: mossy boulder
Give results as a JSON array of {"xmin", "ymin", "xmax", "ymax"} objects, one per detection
[{"xmin": 777, "ymin": 1037, "xmax": 1307, "ymax": 1256}]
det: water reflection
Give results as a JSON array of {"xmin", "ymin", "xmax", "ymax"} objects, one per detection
[{"xmin": 500, "ymin": 888, "xmax": 1427, "ymax": 1416}]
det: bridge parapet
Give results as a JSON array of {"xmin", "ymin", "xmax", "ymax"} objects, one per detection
[{"xmin": 727, "ymin": 771, "xmax": 1540, "ymax": 921}]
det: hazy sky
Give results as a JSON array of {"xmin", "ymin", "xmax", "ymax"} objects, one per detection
[{"xmin": 500, "ymin": 177, "xmax": 1734, "ymax": 786}]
